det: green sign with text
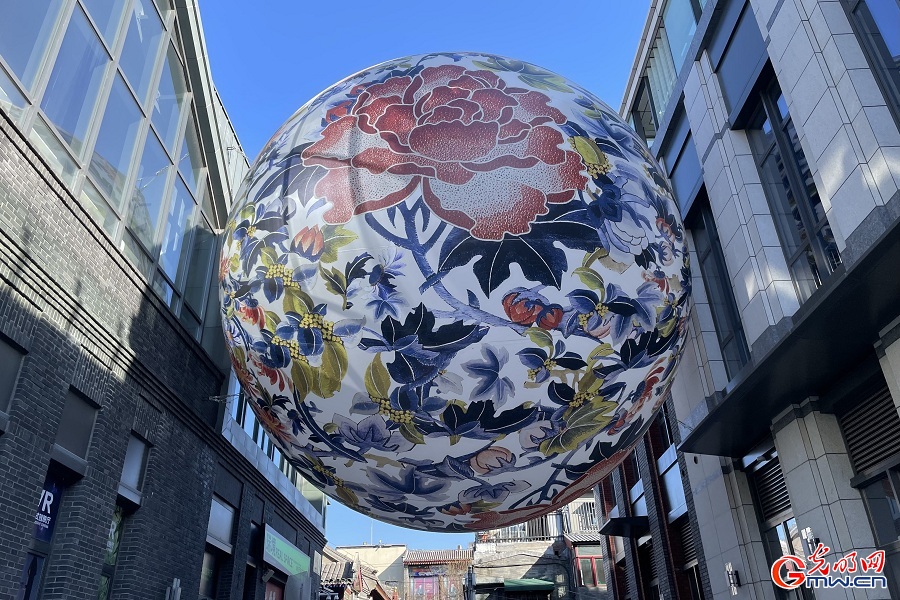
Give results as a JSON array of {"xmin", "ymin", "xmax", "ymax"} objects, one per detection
[{"xmin": 263, "ymin": 526, "xmax": 310, "ymax": 577}]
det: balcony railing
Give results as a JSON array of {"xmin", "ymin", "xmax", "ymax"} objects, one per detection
[{"xmin": 476, "ymin": 501, "xmax": 600, "ymax": 546}]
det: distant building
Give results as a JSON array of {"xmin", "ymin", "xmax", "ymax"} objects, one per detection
[
  {"xmin": 320, "ymin": 546, "xmax": 391, "ymax": 600},
  {"xmin": 473, "ymin": 492, "xmax": 606, "ymax": 600},
  {"xmin": 337, "ymin": 544, "xmax": 409, "ymax": 596},
  {"xmin": 403, "ymin": 548, "xmax": 473, "ymax": 600}
]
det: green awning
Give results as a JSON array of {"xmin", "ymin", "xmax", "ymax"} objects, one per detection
[{"xmin": 503, "ymin": 579, "xmax": 555, "ymax": 591}]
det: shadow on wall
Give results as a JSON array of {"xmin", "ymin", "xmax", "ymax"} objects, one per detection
[{"xmin": 0, "ymin": 118, "xmax": 231, "ymax": 599}]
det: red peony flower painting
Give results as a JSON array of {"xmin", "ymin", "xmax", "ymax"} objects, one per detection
[{"xmin": 301, "ymin": 64, "xmax": 588, "ymax": 240}]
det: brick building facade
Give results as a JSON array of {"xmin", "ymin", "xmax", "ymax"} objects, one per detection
[{"xmin": 0, "ymin": 1, "xmax": 325, "ymax": 598}]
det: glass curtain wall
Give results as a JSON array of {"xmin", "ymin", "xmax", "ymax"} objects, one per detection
[
  {"xmin": 0, "ymin": 0, "xmax": 219, "ymax": 341},
  {"xmin": 629, "ymin": 0, "xmax": 703, "ymax": 144}
]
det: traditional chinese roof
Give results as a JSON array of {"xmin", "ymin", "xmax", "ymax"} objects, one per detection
[
  {"xmin": 403, "ymin": 549, "xmax": 473, "ymax": 565},
  {"xmin": 321, "ymin": 561, "xmax": 354, "ymax": 584}
]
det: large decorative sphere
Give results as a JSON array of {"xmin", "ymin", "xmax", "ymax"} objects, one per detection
[{"xmin": 221, "ymin": 53, "xmax": 691, "ymax": 531}]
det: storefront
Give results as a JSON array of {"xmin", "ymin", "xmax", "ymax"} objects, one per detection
[{"xmin": 263, "ymin": 525, "xmax": 312, "ymax": 600}]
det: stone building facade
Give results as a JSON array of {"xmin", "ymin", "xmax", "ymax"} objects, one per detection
[
  {"xmin": 595, "ymin": 0, "xmax": 900, "ymax": 598},
  {"xmin": 0, "ymin": 1, "xmax": 325, "ymax": 599}
]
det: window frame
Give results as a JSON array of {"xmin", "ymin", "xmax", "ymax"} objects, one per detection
[
  {"xmin": 749, "ymin": 78, "xmax": 841, "ymax": 302},
  {"xmin": 0, "ymin": 0, "xmax": 216, "ymax": 342},
  {"xmin": 840, "ymin": 0, "xmax": 900, "ymax": 129},
  {"xmin": 688, "ymin": 197, "xmax": 750, "ymax": 380}
]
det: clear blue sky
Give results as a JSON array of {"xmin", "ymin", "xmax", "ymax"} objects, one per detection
[{"xmin": 200, "ymin": 0, "xmax": 651, "ymax": 550}]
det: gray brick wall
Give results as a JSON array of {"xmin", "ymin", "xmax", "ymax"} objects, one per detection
[{"xmin": 0, "ymin": 89, "xmax": 323, "ymax": 600}]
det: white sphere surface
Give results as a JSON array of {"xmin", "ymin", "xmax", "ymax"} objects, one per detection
[{"xmin": 221, "ymin": 52, "xmax": 691, "ymax": 531}]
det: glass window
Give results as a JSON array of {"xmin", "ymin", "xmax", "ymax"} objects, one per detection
[
  {"xmin": 630, "ymin": 80, "xmax": 657, "ymax": 146},
  {"xmin": 0, "ymin": 0, "xmax": 64, "ymax": 90},
  {"xmin": 89, "ymin": 75, "xmax": 143, "ymax": 205},
  {"xmin": 849, "ymin": 0, "xmax": 900, "ymax": 122},
  {"xmin": 0, "ymin": 66, "xmax": 27, "ymax": 124},
  {"xmin": 119, "ymin": 0, "xmax": 164, "ymax": 104},
  {"xmin": 103, "ymin": 505, "xmax": 125, "ymax": 566},
  {"xmin": 199, "ymin": 549, "xmax": 220, "ymax": 599},
  {"xmin": 862, "ymin": 472, "xmax": 900, "ymax": 546},
  {"xmin": 647, "ymin": 27, "xmax": 677, "ymax": 124},
  {"xmin": 179, "ymin": 308, "xmax": 201, "ymax": 337},
  {"xmin": 82, "ymin": 0, "xmax": 129, "ymax": 45},
  {"xmin": 126, "ymin": 132, "xmax": 172, "ymax": 251},
  {"xmin": 152, "ymin": 44, "xmax": 188, "ymax": 151},
  {"xmin": 152, "ymin": 270, "xmax": 176, "ymax": 308},
  {"xmin": 748, "ymin": 80, "xmax": 841, "ymax": 303},
  {"xmin": 40, "ymin": 7, "xmax": 109, "ymax": 157},
  {"xmin": 16, "ymin": 552, "xmax": 46, "ymax": 600},
  {"xmin": 0, "ymin": 337, "xmax": 23, "ymax": 413},
  {"xmin": 179, "ymin": 116, "xmax": 205, "ymax": 194},
  {"xmin": 183, "ymin": 218, "xmax": 215, "ymax": 313},
  {"xmin": 690, "ymin": 196, "xmax": 749, "ymax": 379},
  {"xmin": 663, "ymin": 0, "xmax": 701, "ymax": 74},
  {"xmin": 120, "ymin": 435, "xmax": 149, "ymax": 492},
  {"xmin": 56, "ymin": 390, "xmax": 97, "ymax": 459},
  {"xmin": 29, "ymin": 116, "xmax": 78, "ymax": 186},
  {"xmin": 159, "ymin": 178, "xmax": 194, "ymax": 283},
  {"xmin": 121, "ymin": 232, "xmax": 153, "ymax": 277},
  {"xmin": 207, "ymin": 497, "xmax": 235, "ymax": 549},
  {"xmin": 81, "ymin": 180, "xmax": 119, "ymax": 236}
]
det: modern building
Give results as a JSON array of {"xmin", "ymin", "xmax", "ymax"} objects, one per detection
[
  {"xmin": 0, "ymin": 1, "xmax": 326, "ymax": 599},
  {"xmin": 594, "ymin": 0, "xmax": 900, "ymax": 598}
]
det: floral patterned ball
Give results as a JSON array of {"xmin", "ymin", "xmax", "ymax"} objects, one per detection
[{"xmin": 221, "ymin": 53, "xmax": 691, "ymax": 531}]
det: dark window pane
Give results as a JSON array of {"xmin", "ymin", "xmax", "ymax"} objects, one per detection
[
  {"xmin": 16, "ymin": 552, "xmax": 45, "ymax": 600},
  {"xmin": 0, "ymin": 337, "xmax": 23, "ymax": 413},
  {"xmin": 57, "ymin": 391, "xmax": 97, "ymax": 459},
  {"xmin": 179, "ymin": 307, "xmax": 201, "ymax": 338},
  {"xmin": 783, "ymin": 119, "xmax": 825, "ymax": 223},
  {"xmin": 152, "ymin": 44, "xmax": 188, "ymax": 151},
  {"xmin": 89, "ymin": 75, "xmax": 142, "ymax": 206},
  {"xmin": 818, "ymin": 225, "xmax": 841, "ymax": 272},
  {"xmin": 104, "ymin": 505, "xmax": 124, "ymax": 566},
  {"xmin": 184, "ymin": 219, "xmax": 214, "ymax": 313},
  {"xmin": 863, "ymin": 475, "xmax": 900, "ymax": 545},
  {"xmin": 759, "ymin": 147, "xmax": 806, "ymax": 255},
  {"xmin": 127, "ymin": 133, "xmax": 172, "ymax": 250},
  {"xmin": 121, "ymin": 435, "xmax": 148, "ymax": 491},
  {"xmin": 0, "ymin": 0, "xmax": 63, "ymax": 90},
  {"xmin": 692, "ymin": 201, "xmax": 748, "ymax": 379},
  {"xmin": 159, "ymin": 178, "xmax": 194, "ymax": 283},
  {"xmin": 119, "ymin": 0, "xmax": 164, "ymax": 104},
  {"xmin": 40, "ymin": 7, "xmax": 109, "ymax": 156},
  {"xmin": 97, "ymin": 574, "xmax": 111, "ymax": 600},
  {"xmin": 790, "ymin": 250, "xmax": 820, "ymax": 303},
  {"xmin": 199, "ymin": 550, "xmax": 219, "ymax": 599},
  {"xmin": 82, "ymin": 0, "xmax": 129, "ymax": 45},
  {"xmin": 207, "ymin": 497, "xmax": 234, "ymax": 547}
]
